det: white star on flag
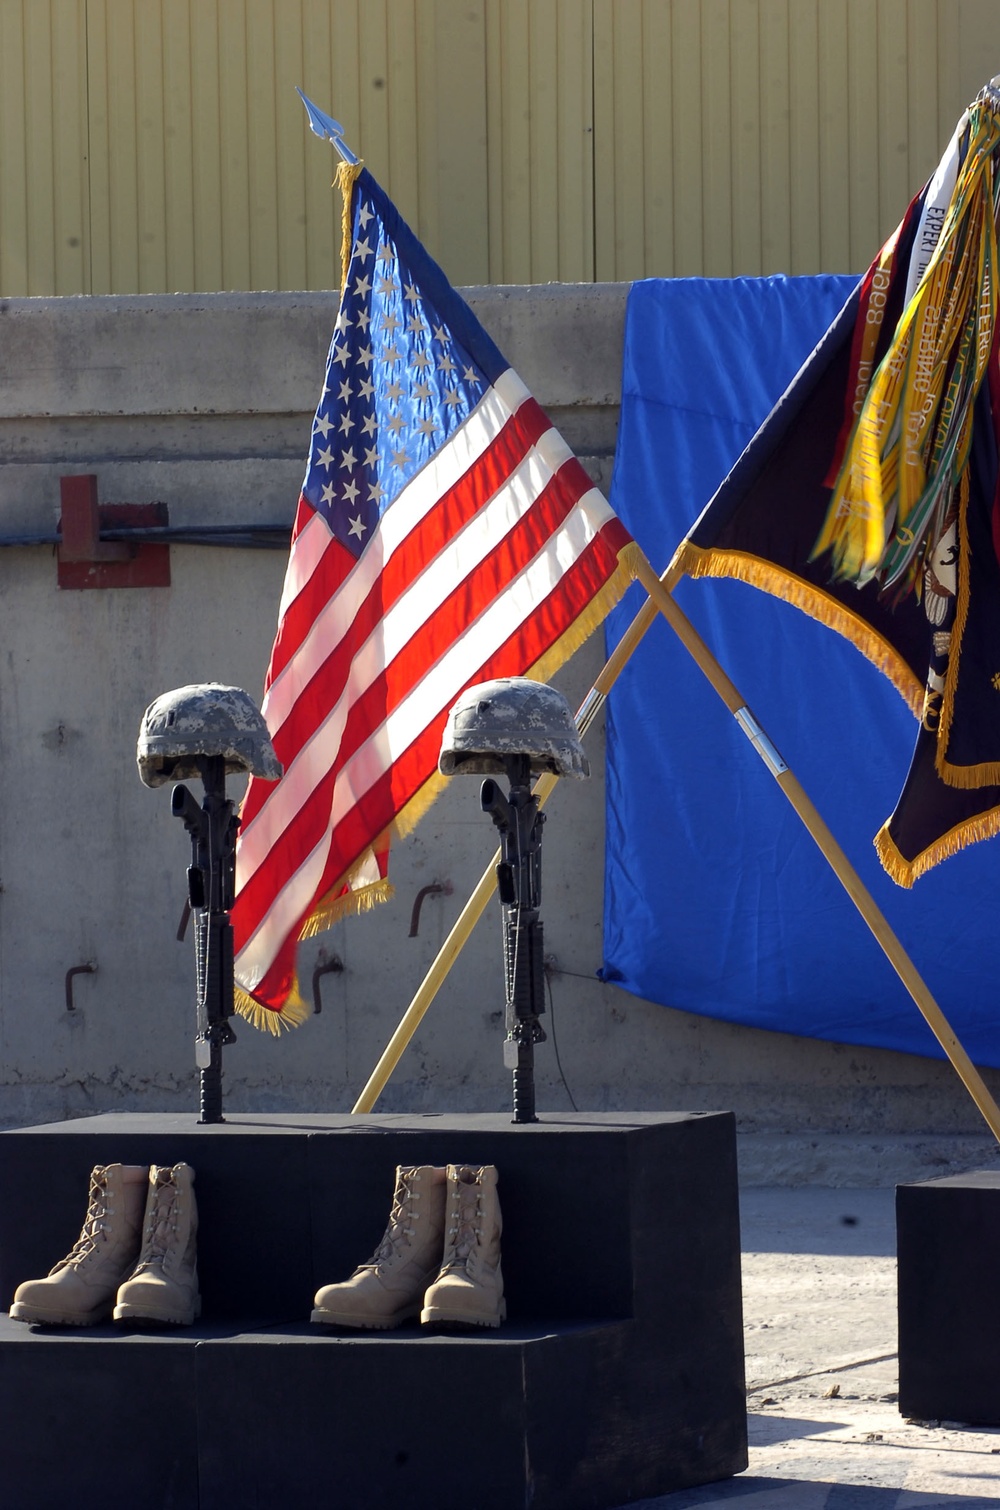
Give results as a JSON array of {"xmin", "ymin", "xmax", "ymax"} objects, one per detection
[{"xmin": 232, "ymin": 161, "xmax": 636, "ymax": 1024}]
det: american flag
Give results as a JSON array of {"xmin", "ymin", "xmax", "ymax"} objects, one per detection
[{"xmin": 232, "ymin": 165, "xmax": 635, "ymax": 1024}]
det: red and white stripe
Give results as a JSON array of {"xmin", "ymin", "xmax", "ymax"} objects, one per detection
[{"xmin": 233, "ymin": 368, "xmax": 630, "ymax": 1010}]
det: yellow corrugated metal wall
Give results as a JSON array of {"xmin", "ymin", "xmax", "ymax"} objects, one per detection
[
  {"xmin": 0, "ymin": 0, "xmax": 89, "ymax": 295},
  {"xmin": 591, "ymin": 0, "xmax": 1000, "ymax": 281},
  {"xmin": 1, "ymin": 0, "xmax": 999, "ymax": 295}
]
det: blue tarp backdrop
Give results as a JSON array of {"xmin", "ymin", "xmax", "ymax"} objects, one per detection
[{"xmin": 601, "ymin": 275, "xmax": 1000, "ymax": 1067}]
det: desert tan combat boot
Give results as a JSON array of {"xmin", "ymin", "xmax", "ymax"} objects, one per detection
[
  {"xmin": 311, "ymin": 1164, "xmax": 448, "ymax": 1328},
  {"xmin": 113, "ymin": 1163, "xmax": 201, "ymax": 1326},
  {"xmin": 421, "ymin": 1164, "xmax": 506, "ymax": 1328},
  {"xmin": 9, "ymin": 1163, "xmax": 148, "ymax": 1326}
]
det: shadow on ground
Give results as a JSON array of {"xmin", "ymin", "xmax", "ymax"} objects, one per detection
[
  {"xmin": 619, "ymin": 1475, "xmax": 1000, "ymax": 1507},
  {"xmin": 747, "ymin": 1411, "xmax": 844, "ymax": 1444}
]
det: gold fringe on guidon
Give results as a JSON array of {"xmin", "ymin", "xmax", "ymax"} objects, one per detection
[
  {"xmin": 874, "ymin": 805, "xmax": 1000, "ymax": 888},
  {"xmin": 337, "ymin": 159, "xmax": 364, "ymax": 291},
  {"xmin": 671, "ymin": 540, "xmax": 925, "ymax": 717}
]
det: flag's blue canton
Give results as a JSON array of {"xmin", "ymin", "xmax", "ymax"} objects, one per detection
[{"xmin": 302, "ymin": 195, "xmax": 487, "ymax": 558}]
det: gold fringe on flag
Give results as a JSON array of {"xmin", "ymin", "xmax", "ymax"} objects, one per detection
[
  {"xmin": 337, "ymin": 159, "xmax": 364, "ymax": 291},
  {"xmin": 233, "ymin": 873, "xmax": 393, "ymax": 1032},
  {"xmin": 874, "ymin": 806, "xmax": 1000, "ymax": 887},
  {"xmin": 301, "ymin": 874, "xmax": 394, "ymax": 935},
  {"xmin": 235, "ymin": 540, "xmax": 639, "ymax": 1033},
  {"xmin": 671, "ymin": 538, "xmax": 925, "ymax": 716},
  {"xmin": 526, "ymin": 542, "xmax": 643, "ymax": 687},
  {"xmin": 234, "ymin": 984, "xmax": 312, "ymax": 1035},
  {"xmin": 235, "ymin": 156, "xmax": 372, "ymax": 1035}
]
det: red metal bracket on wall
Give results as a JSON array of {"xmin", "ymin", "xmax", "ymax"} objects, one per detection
[{"xmin": 57, "ymin": 474, "xmax": 171, "ymax": 590}]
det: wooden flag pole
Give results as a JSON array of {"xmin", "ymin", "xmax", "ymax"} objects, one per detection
[
  {"xmin": 631, "ymin": 552, "xmax": 1000, "ymax": 1146},
  {"xmin": 350, "ymin": 569, "xmax": 671, "ymax": 1114},
  {"xmin": 356, "ymin": 550, "xmax": 1000, "ymax": 1146}
]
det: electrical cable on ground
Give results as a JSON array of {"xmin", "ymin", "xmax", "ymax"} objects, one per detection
[{"xmin": 544, "ymin": 969, "xmax": 578, "ymax": 1112}]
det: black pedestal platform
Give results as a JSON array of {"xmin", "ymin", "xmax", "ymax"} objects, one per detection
[
  {"xmin": 0, "ymin": 1111, "xmax": 747, "ymax": 1509},
  {"xmin": 897, "ymin": 1169, "xmax": 1000, "ymax": 1425}
]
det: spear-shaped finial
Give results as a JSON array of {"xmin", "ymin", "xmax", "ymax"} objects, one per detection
[{"xmin": 296, "ymin": 88, "xmax": 359, "ymax": 165}]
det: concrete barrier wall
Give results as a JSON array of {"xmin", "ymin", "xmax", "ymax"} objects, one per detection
[{"xmin": 1, "ymin": 285, "xmax": 997, "ymax": 1183}]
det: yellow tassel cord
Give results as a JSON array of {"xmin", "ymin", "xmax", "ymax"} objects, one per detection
[
  {"xmin": 671, "ymin": 540, "xmax": 924, "ymax": 716},
  {"xmin": 874, "ymin": 805, "xmax": 1000, "ymax": 888},
  {"xmin": 336, "ymin": 159, "xmax": 364, "ymax": 291},
  {"xmin": 815, "ymin": 99, "xmax": 1000, "ymax": 588}
]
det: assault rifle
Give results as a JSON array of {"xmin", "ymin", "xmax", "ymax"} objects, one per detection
[{"xmin": 171, "ymin": 755, "xmax": 239, "ymax": 1124}]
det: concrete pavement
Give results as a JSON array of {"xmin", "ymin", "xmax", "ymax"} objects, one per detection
[{"xmin": 618, "ymin": 1186, "xmax": 1000, "ymax": 1509}]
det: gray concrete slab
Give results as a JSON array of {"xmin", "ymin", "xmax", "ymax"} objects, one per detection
[{"xmin": 614, "ymin": 1187, "xmax": 1000, "ymax": 1509}]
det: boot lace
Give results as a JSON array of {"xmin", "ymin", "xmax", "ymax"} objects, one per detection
[
  {"xmin": 57, "ymin": 1168, "xmax": 114, "ymax": 1270},
  {"xmin": 134, "ymin": 1169, "xmax": 179, "ymax": 1270},
  {"xmin": 366, "ymin": 1171, "xmax": 420, "ymax": 1271},
  {"xmin": 443, "ymin": 1169, "xmax": 483, "ymax": 1271}
]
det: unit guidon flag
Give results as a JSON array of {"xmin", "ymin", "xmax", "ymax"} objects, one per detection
[
  {"xmin": 673, "ymin": 86, "xmax": 1000, "ymax": 886},
  {"xmin": 601, "ymin": 272, "xmax": 1000, "ymax": 1065}
]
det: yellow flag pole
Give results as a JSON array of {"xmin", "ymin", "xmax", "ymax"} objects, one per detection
[
  {"xmin": 631, "ymin": 551, "xmax": 1000, "ymax": 1146},
  {"xmin": 350, "ymin": 566, "xmax": 675, "ymax": 1113}
]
